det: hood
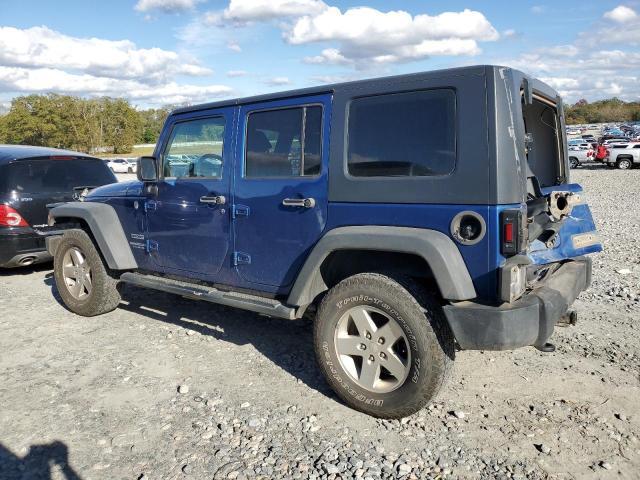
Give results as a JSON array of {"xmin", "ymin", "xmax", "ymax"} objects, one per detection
[{"xmin": 87, "ymin": 180, "xmax": 141, "ymax": 198}]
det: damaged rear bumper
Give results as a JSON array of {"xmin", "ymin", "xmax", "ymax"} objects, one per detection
[{"xmin": 443, "ymin": 257, "xmax": 591, "ymax": 350}]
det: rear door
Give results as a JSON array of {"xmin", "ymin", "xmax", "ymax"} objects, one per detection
[
  {"xmin": 233, "ymin": 95, "xmax": 331, "ymax": 289},
  {"xmin": 145, "ymin": 108, "xmax": 234, "ymax": 279},
  {"xmin": 1, "ymin": 157, "xmax": 116, "ymax": 227}
]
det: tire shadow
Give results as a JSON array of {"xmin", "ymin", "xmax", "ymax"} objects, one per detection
[{"xmin": 0, "ymin": 441, "xmax": 82, "ymax": 480}]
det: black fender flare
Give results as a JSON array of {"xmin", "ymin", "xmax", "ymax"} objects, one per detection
[
  {"xmin": 48, "ymin": 202, "xmax": 137, "ymax": 270},
  {"xmin": 287, "ymin": 226, "xmax": 476, "ymax": 307}
]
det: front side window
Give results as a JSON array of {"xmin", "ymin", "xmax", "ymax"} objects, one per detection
[
  {"xmin": 163, "ymin": 117, "xmax": 225, "ymax": 179},
  {"xmin": 245, "ymin": 106, "xmax": 322, "ymax": 178},
  {"xmin": 347, "ymin": 89, "xmax": 456, "ymax": 177}
]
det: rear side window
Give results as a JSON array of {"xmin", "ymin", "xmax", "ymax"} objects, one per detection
[
  {"xmin": 347, "ymin": 89, "xmax": 456, "ymax": 177},
  {"xmin": 245, "ymin": 105, "xmax": 322, "ymax": 178},
  {"xmin": 163, "ymin": 116, "xmax": 226, "ymax": 179},
  {"xmin": 0, "ymin": 158, "xmax": 116, "ymax": 193}
]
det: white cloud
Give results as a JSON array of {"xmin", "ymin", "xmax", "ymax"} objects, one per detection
[
  {"xmin": 531, "ymin": 5, "xmax": 546, "ymax": 14},
  {"xmin": 502, "ymin": 29, "xmax": 518, "ymax": 38},
  {"xmin": 287, "ymin": 6, "xmax": 498, "ymax": 66},
  {"xmin": 603, "ymin": 5, "xmax": 637, "ymax": 23},
  {"xmin": 0, "ymin": 26, "xmax": 210, "ymax": 84},
  {"xmin": 135, "ymin": 0, "xmax": 204, "ymax": 13},
  {"xmin": 217, "ymin": 0, "xmax": 327, "ymax": 24},
  {"xmin": 264, "ymin": 76, "xmax": 291, "ymax": 86},
  {"xmin": 0, "ymin": 66, "xmax": 232, "ymax": 106},
  {"xmin": 226, "ymin": 70, "xmax": 248, "ymax": 77},
  {"xmin": 227, "ymin": 41, "xmax": 242, "ymax": 52}
]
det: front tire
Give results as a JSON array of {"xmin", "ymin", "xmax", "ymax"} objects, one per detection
[
  {"xmin": 569, "ymin": 157, "xmax": 580, "ymax": 169},
  {"xmin": 617, "ymin": 158, "xmax": 632, "ymax": 170},
  {"xmin": 314, "ymin": 273, "xmax": 454, "ymax": 418},
  {"xmin": 53, "ymin": 229, "xmax": 121, "ymax": 317}
]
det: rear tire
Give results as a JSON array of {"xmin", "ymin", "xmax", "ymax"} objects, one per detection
[
  {"xmin": 127, "ymin": 167, "xmax": 133, "ymax": 173},
  {"xmin": 53, "ymin": 229, "xmax": 121, "ymax": 317},
  {"xmin": 569, "ymin": 157, "xmax": 580, "ymax": 169},
  {"xmin": 314, "ymin": 273, "xmax": 454, "ymax": 418}
]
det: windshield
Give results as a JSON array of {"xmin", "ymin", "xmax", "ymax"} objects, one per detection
[{"xmin": 1, "ymin": 158, "xmax": 117, "ymax": 194}]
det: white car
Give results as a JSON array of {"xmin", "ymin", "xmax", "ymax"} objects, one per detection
[
  {"xmin": 106, "ymin": 158, "xmax": 137, "ymax": 173},
  {"xmin": 606, "ymin": 143, "xmax": 640, "ymax": 169}
]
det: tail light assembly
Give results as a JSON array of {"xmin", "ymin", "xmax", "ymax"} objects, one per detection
[
  {"xmin": 500, "ymin": 208, "xmax": 526, "ymax": 256},
  {"xmin": 0, "ymin": 204, "xmax": 29, "ymax": 227}
]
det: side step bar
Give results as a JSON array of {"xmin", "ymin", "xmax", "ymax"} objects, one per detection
[{"xmin": 119, "ymin": 272, "xmax": 297, "ymax": 320}]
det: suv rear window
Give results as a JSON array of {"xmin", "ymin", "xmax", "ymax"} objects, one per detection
[
  {"xmin": 347, "ymin": 89, "xmax": 456, "ymax": 177},
  {"xmin": 0, "ymin": 158, "xmax": 116, "ymax": 193}
]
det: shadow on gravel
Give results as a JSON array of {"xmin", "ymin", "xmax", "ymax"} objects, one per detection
[
  {"xmin": 0, "ymin": 441, "xmax": 82, "ymax": 480},
  {"xmin": 118, "ymin": 284, "xmax": 337, "ymax": 400},
  {"xmin": 43, "ymin": 277, "xmax": 336, "ymax": 402},
  {"xmin": 0, "ymin": 263, "xmax": 52, "ymax": 277}
]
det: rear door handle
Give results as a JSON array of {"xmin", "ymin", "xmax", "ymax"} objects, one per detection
[
  {"xmin": 200, "ymin": 195, "xmax": 226, "ymax": 205},
  {"xmin": 282, "ymin": 197, "xmax": 316, "ymax": 208}
]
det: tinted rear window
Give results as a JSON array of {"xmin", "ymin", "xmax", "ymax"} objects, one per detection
[
  {"xmin": 347, "ymin": 89, "xmax": 456, "ymax": 177},
  {"xmin": 0, "ymin": 158, "xmax": 116, "ymax": 193}
]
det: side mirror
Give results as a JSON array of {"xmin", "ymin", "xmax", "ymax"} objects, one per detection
[{"xmin": 137, "ymin": 156, "xmax": 158, "ymax": 182}]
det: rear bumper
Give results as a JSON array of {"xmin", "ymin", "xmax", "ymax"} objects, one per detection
[
  {"xmin": 444, "ymin": 257, "xmax": 591, "ymax": 350},
  {"xmin": 0, "ymin": 230, "xmax": 51, "ymax": 268}
]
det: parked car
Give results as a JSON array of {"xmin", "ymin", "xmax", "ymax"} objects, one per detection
[
  {"xmin": 568, "ymin": 139, "xmax": 592, "ymax": 149},
  {"xmin": 605, "ymin": 143, "xmax": 640, "ymax": 169},
  {"xmin": 568, "ymin": 146, "xmax": 595, "ymax": 168},
  {"xmin": 0, "ymin": 145, "xmax": 116, "ymax": 268},
  {"xmin": 107, "ymin": 158, "xmax": 136, "ymax": 173},
  {"xmin": 45, "ymin": 66, "xmax": 601, "ymax": 418}
]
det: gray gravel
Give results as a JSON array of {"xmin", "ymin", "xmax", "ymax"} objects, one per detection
[{"xmin": 0, "ymin": 167, "xmax": 638, "ymax": 479}]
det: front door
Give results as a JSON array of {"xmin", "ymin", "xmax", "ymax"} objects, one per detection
[
  {"xmin": 146, "ymin": 108, "xmax": 234, "ymax": 279},
  {"xmin": 233, "ymin": 95, "xmax": 331, "ymax": 289}
]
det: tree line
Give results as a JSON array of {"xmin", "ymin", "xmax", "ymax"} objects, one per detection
[
  {"xmin": 0, "ymin": 94, "xmax": 172, "ymax": 154},
  {"xmin": 565, "ymin": 98, "xmax": 640, "ymax": 125}
]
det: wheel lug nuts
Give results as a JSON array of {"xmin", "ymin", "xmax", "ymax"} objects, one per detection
[
  {"xmin": 379, "ymin": 352, "xmax": 387, "ymax": 359},
  {"xmin": 378, "ymin": 337, "xmax": 385, "ymax": 345},
  {"xmin": 365, "ymin": 332, "xmax": 371, "ymax": 340},
  {"xmin": 359, "ymin": 343, "xmax": 367, "ymax": 350},
  {"xmin": 368, "ymin": 355, "xmax": 375, "ymax": 362}
]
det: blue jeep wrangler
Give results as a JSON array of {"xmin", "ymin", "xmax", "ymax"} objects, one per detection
[{"xmin": 46, "ymin": 66, "xmax": 601, "ymax": 418}]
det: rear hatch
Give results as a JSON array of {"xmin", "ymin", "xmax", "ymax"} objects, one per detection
[
  {"xmin": 0, "ymin": 156, "xmax": 116, "ymax": 227},
  {"xmin": 518, "ymin": 89, "xmax": 602, "ymax": 265}
]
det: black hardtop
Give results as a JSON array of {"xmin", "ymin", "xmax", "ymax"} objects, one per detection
[
  {"xmin": 0, "ymin": 145, "xmax": 96, "ymax": 165},
  {"xmin": 170, "ymin": 65, "xmax": 559, "ymax": 117}
]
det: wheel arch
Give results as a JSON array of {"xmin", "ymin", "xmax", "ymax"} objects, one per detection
[
  {"xmin": 287, "ymin": 226, "xmax": 476, "ymax": 309},
  {"xmin": 49, "ymin": 202, "xmax": 137, "ymax": 270}
]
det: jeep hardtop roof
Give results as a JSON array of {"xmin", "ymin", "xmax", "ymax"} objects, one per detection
[
  {"xmin": 0, "ymin": 145, "xmax": 96, "ymax": 165},
  {"xmin": 171, "ymin": 65, "xmax": 560, "ymax": 116}
]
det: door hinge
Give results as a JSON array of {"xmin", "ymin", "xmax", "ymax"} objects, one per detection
[
  {"xmin": 146, "ymin": 240, "xmax": 159, "ymax": 253},
  {"xmin": 232, "ymin": 204, "xmax": 250, "ymax": 218},
  {"xmin": 145, "ymin": 200, "xmax": 157, "ymax": 212},
  {"xmin": 233, "ymin": 251, "xmax": 251, "ymax": 266}
]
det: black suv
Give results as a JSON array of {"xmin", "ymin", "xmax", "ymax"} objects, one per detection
[{"xmin": 0, "ymin": 145, "xmax": 116, "ymax": 268}]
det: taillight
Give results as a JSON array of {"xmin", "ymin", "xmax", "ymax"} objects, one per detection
[
  {"xmin": 0, "ymin": 204, "xmax": 29, "ymax": 227},
  {"xmin": 501, "ymin": 209, "xmax": 524, "ymax": 256}
]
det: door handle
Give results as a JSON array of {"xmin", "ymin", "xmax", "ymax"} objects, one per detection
[
  {"xmin": 282, "ymin": 197, "xmax": 316, "ymax": 208},
  {"xmin": 200, "ymin": 195, "xmax": 226, "ymax": 205}
]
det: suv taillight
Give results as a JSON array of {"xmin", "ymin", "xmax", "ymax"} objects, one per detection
[
  {"xmin": 501, "ymin": 209, "xmax": 525, "ymax": 256},
  {"xmin": 0, "ymin": 204, "xmax": 29, "ymax": 227}
]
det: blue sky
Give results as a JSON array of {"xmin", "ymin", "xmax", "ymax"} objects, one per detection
[{"xmin": 1, "ymin": 0, "xmax": 639, "ymax": 109}]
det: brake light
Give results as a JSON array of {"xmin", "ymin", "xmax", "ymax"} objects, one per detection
[
  {"xmin": 504, "ymin": 222, "xmax": 514, "ymax": 243},
  {"xmin": 0, "ymin": 204, "xmax": 29, "ymax": 227}
]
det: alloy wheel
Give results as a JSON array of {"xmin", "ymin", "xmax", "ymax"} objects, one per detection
[
  {"xmin": 334, "ymin": 306, "xmax": 411, "ymax": 393},
  {"xmin": 62, "ymin": 247, "xmax": 93, "ymax": 300}
]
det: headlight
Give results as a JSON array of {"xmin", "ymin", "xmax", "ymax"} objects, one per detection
[{"xmin": 500, "ymin": 264, "xmax": 526, "ymax": 303}]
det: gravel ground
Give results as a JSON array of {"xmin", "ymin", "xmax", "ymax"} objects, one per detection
[{"xmin": 0, "ymin": 168, "xmax": 638, "ymax": 479}]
